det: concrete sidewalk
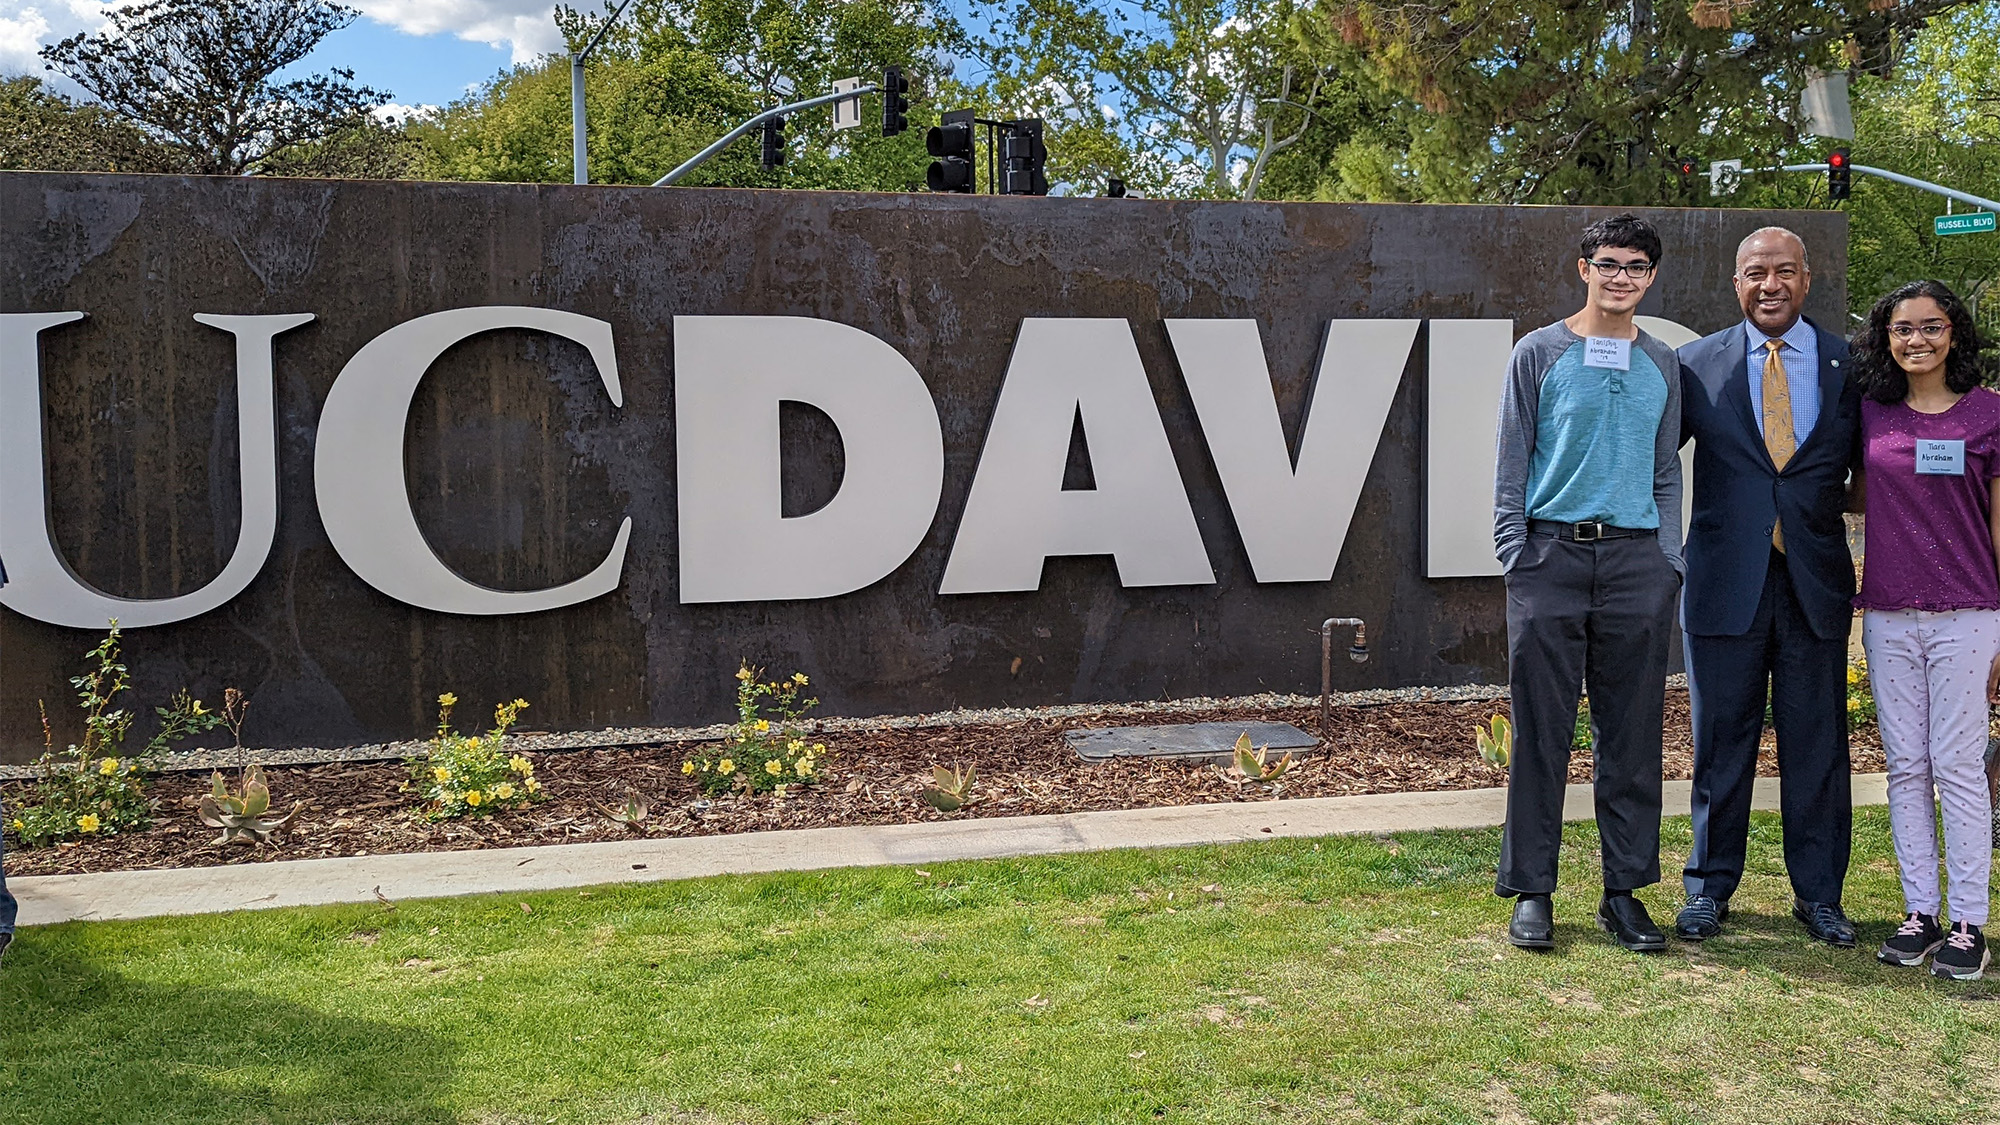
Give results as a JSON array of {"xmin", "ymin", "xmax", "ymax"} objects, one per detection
[{"xmin": 14, "ymin": 774, "xmax": 1889, "ymax": 927}]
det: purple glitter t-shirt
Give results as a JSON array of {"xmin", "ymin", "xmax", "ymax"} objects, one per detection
[{"xmin": 1856, "ymin": 387, "xmax": 2000, "ymax": 612}]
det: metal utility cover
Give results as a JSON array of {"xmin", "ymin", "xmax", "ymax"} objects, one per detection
[{"xmin": 1067, "ymin": 721, "xmax": 1318, "ymax": 762}]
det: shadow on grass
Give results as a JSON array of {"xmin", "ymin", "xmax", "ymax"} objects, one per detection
[{"xmin": 0, "ymin": 936, "xmax": 461, "ymax": 1125}]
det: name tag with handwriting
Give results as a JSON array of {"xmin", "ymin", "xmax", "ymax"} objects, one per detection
[{"xmin": 1916, "ymin": 439, "xmax": 1965, "ymax": 476}]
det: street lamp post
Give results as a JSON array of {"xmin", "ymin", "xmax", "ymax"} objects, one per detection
[{"xmin": 570, "ymin": 0, "xmax": 635, "ymax": 185}]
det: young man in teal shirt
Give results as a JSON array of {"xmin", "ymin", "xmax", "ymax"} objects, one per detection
[{"xmin": 1492, "ymin": 214, "xmax": 1685, "ymax": 952}]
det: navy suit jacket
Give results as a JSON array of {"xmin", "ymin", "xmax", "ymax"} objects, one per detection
[{"xmin": 1678, "ymin": 318, "xmax": 1859, "ymax": 641}]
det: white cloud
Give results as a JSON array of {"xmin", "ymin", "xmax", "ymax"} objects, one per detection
[
  {"xmin": 0, "ymin": 1, "xmax": 565, "ymax": 79},
  {"xmin": 355, "ymin": 1, "xmax": 563, "ymax": 64},
  {"xmin": 0, "ymin": 2, "xmax": 114, "ymax": 79},
  {"xmin": 371, "ymin": 100, "xmax": 439, "ymax": 123}
]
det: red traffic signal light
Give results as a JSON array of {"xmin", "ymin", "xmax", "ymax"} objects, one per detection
[{"xmin": 1828, "ymin": 147, "xmax": 1851, "ymax": 201}]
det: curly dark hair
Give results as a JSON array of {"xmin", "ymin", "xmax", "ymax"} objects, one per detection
[{"xmin": 1850, "ymin": 279, "xmax": 1993, "ymax": 404}]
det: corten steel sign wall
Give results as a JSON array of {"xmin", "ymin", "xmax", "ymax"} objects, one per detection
[{"xmin": 0, "ymin": 173, "xmax": 1846, "ymax": 761}]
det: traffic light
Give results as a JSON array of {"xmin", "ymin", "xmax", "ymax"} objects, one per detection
[
  {"xmin": 1827, "ymin": 148, "xmax": 1851, "ymax": 201},
  {"xmin": 882, "ymin": 65, "xmax": 909, "ymax": 137},
  {"xmin": 1675, "ymin": 157, "xmax": 1697, "ymax": 190},
  {"xmin": 999, "ymin": 118, "xmax": 1048, "ymax": 196},
  {"xmin": 760, "ymin": 115, "xmax": 786, "ymax": 169},
  {"xmin": 926, "ymin": 108, "xmax": 976, "ymax": 193}
]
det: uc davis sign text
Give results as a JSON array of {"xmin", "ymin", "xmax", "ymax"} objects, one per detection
[{"xmin": 0, "ymin": 175, "xmax": 1846, "ymax": 758}]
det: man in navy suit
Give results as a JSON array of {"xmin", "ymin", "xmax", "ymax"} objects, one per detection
[{"xmin": 1674, "ymin": 227, "xmax": 1861, "ymax": 947}]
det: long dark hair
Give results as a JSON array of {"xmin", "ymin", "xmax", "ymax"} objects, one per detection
[{"xmin": 1850, "ymin": 279, "xmax": 1992, "ymax": 404}]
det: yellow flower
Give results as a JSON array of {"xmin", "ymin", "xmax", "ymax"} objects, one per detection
[
  {"xmin": 795, "ymin": 758, "xmax": 814, "ymax": 777},
  {"xmin": 765, "ymin": 759, "xmax": 783, "ymax": 776},
  {"xmin": 754, "ymin": 719, "xmax": 770, "ymax": 733},
  {"xmin": 433, "ymin": 766, "xmax": 452, "ymax": 783},
  {"xmin": 465, "ymin": 736, "xmax": 481, "ymax": 750},
  {"xmin": 736, "ymin": 666, "xmax": 754, "ymax": 682},
  {"xmin": 10, "ymin": 818, "xmax": 22, "ymax": 830},
  {"xmin": 511, "ymin": 698, "xmax": 530, "ymax": 710},
  {"xmin": 465, "ymin": 791, "xmax": 483, "ymax": 807},
  {"xmin": 77, "ymin": 814, "xmax": 100, "ymax": 833},
  {"xmin": 524, "ymin": 777, "xmax": 541, "ymax": 793},
  {"xmin": 792, "ymin": 673, "xmax": 808, "ymax": 685},
  {"xmin": 812, "ymin": 743, "xmax": 825, "ymax": 754},
  {"xmin": 718, "ymin": 759, "xmax": 735, "ymax": 774},
  {"xmin": 682, "ymin": 760, "xmax": 696, "ymax": 775},
  {"xmin": 99, "ymin": 757, "xmax": 119, "ymax": 775},
  {"xmin": 788, "ymin": 740, "xmax": 804, "ymax": 752},
  {"xmin": 510, "ymin": 755, "xmax": 533, "ymax": 773},
  {"xmin": 191, "ymin": 700, "xmax": 208, "ymax": 715},
  {"xmin": 438, "ymin": 692, "xmax": 458, "ymax": 707},
  {"xmin": 494, "ymin": 782, "xmax": 516, "ymax": 800}
]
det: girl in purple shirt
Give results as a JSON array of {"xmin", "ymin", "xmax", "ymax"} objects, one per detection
[{"xmin": 1852, "ymin": 279, "xmax": 2000, "ymax": 980}]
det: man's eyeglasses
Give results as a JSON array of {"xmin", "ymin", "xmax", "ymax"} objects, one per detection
[
  {"xmin": 1889, "ymin": 322, "xmax": 1951, "ymax": 342},
  {"xmin": 1586, "ymin": 259, "xmax": 1655, "ymax": 279}
]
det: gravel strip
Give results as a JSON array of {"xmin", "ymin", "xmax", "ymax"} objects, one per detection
[{"xmin": 0, "ymin": 676, "xmax": 1689, "ymax": 780}]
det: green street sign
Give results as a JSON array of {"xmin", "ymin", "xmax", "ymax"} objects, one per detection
[{"xmin": 1936, "ymin": 211, "xmax": 1997, "ymax": 236}]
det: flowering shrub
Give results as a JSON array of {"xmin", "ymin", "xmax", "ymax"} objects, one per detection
[
  {"xmin": 408, "ymin": 695, "xmax": 543, "ymax": 820},
  {"xmin": 9, "ymin": 627, "xmax": 223, "ymax": 848},
  {"xmin": 1847, "ymin": 655, "xmax": 1877, "ymax": 727},
  {"xmin": 684, "ymin": 666, "xmax": 826, "ymax": 795}
]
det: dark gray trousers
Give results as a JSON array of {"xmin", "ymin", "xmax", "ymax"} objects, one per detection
[{"xmin": 1496, "ymin": 532, "xmax": 1680, "ymax": 896}]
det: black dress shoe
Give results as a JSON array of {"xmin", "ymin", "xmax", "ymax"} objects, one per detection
[
  {"xmin": 1597, "ymin": 893, "xmax": 1667, "ymax": 952},
  {"xmin": 1507, "ymin": 895, "xmax": 1555, "ymax": 950},
  {"xmin": 1674, "ymin": 895, "xmax": 1729, "ymax": 941},
  {"xmin": 1792, "ymin": 898, "xmax": 1857, "ymax": 948}
]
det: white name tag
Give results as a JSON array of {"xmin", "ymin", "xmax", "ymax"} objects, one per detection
[
  {"xmin": 1584, "ymin": 336, "xmax": 1631, "ymax": 371},
  {"xmin": 1917, "ymin": 439, "xmax": 1966, "ymax": 476}
]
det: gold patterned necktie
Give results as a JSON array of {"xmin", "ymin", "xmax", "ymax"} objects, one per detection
[{"xmin": 1762, "ymin": 339, "xmax": 1796, "ymax": 552}]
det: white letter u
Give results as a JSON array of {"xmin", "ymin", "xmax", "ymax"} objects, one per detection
[{"xmin": 0, "ymin": 311, "xmax": 311, "ymax": 629}]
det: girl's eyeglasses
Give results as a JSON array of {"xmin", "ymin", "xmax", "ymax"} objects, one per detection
[{"xmin": 1888, "ymin": 323, "xmax": 1950, "ymax": 342}]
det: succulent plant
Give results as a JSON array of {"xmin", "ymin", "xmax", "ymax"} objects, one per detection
[
  {"xmin": 196, "ymin": 764, "xmax": 302, "ymax": 845},
  {"xmin": 1224, "ymin": 732, "xmax": 1293, "ymax": 785},
  {"xmin": 923, "ymin": 763, "xmax": 977, "ymax": 811},
  {"xmin": 603, "ymin": 790, "xmax": 650, "ymax": 829},
  {"xmin": 1476, "ymin": 715, "xmax": 1513, "ymax": 769}
]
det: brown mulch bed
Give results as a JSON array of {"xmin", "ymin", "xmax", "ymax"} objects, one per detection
[{"xmin": 2, "ymin": 690, "xmax": 1885, "ymax": 878}]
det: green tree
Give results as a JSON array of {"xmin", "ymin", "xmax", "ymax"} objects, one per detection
[
  {"xmin": 1289, "ymin": 0, "xmax": 1980, "ymax": 206},
  {"xmin": 968, "ymin": 0, "xmax": 1361, "ymax": 199},
  {"xmin": 416, "ymin": 0, "xmax": 965, "ymax": 189},
  {"xmin": 1842, "ymin": 3, "xmax": 2000, "ymax": 338},
  {"xmin": 0, "ymin": 76, "xmax": 181, "ymax": 173},
  {"xmin": 40, "ymin": 0, "xmax": 391, "ymax": 176}
]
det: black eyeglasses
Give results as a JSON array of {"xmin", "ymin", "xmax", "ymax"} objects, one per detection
[
  {"xmin": 1889, "ymin": 323, "xmax": 1950, "ymax": 342},
  {"xmin": 1586, "ymin": 259, "xmax": 1656, "ymax": 279}
]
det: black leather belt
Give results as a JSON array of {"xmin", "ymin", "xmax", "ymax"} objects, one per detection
[{"xmin": 1529, "ymin": 519, "xmax": 1656, "ymax": 542}]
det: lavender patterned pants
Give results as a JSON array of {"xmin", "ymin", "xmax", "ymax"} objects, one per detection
[{"xmin": 1863, "ymin": 608, "xmax": 1999, "ymax": 926}]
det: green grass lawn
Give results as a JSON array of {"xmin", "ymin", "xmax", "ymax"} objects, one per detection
[{"xmin": 3, "ymin": 807, "xmax": 1997, "ymax": 1125}]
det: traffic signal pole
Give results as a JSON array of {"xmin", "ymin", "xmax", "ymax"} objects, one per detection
[
  {"xmin": 569, "ymin": 0, "xmax": 635, "ymax": 185},
  {"xmin": 1764, "ymin": 162, "xmax": 2000, "ymax": 213},
  {"xmin": 651, "ymin": 87, "xmax": 881, "ymax": 187}
]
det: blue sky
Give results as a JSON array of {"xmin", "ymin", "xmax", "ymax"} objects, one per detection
[
  {"xmin": 1, "ymin": 1, "xmax": 993, "ymax": 112},
  {"xmin": 0, "ymin": 2, "xmax": 557, "ymax": 110}
]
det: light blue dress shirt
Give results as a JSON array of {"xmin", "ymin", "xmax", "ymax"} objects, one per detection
[{"xmin": 1744, "ymin": 317, "xmax": 1820, "ymax": 443}]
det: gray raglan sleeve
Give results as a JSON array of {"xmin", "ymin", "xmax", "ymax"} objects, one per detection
[
  {"xmin": 1641, "ymin": 333, "xmax": 1685, "ymax": 576},
  {"xmin": 1492, "ymin": 336, "xmax": 1546, "ymax": 572}
]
